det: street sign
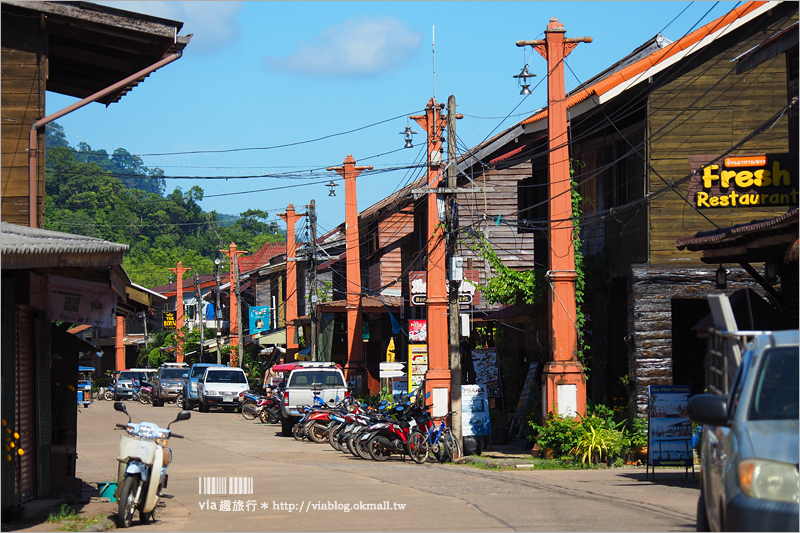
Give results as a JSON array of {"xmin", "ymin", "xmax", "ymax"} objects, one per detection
[
  {"xmin": 379, "ymin": 362, "xmax": 405, "ymax": 371},
  {"xmin": 380, "ymin": 370, "xmax": 406, "ymax": 378}
]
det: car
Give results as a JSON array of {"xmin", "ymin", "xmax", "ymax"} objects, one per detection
[
  {"xmin": 114, "ymin": 368, "xmax": 156, "ymax": 401},
  {"xmin": 179, "ymin": 363, "xmax": 224, "ymax": 410},
  {"xmin": 278, "ymin": 362, "xmax": 348, "ymax": 436},
  {"xmin": 197, "ymin": 367, "xmax": 249, "ymax": 413},
  {"xmin": 151, "ymin": 363, "xmax": 189, "ymax": 407},
  {"xmin": 689, "ymin": 330, "xmax": 799, "ymax": 532}
]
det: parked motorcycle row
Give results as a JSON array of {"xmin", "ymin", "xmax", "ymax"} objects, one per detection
[
  {"xmin": 97, "ymin": 383, "xmax": 153, "ymax": 404},
  {"xmin": 238, "ymin": 387, "xmax": 463, "ymax": 464}
]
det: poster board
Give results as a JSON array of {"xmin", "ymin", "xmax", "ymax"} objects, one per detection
[
  {"xmin": 471, "ymin": 348, "xmax": 501, "ymax": 397},
  {"xmin": 408, "ymin": 344, "xmax": 428, "ymax": 392},
  {"xmin": 648, "ymin": 385, "xmax": 694, "ymax": 475},
  {"xmin": 509, "ymin": 362, "xmax": 540, "ymax": 438},
  {"xmin": 462, "ymin": 384, "xmax": 491, "ymax": 436},
  {"xmin": 409, "ymin": 320, "xmax": 427, "ymax": 342}
]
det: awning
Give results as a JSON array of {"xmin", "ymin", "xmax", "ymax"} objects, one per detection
[
  {"xmin": 250, "ymin": 328, "xmax": 287, "ymax": 346},
  {"xmin": 317, "ymin": 295, "xmax": 401, "ymax": 313}
]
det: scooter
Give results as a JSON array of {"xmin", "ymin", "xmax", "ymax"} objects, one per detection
[{"xmin": 113, "ymin": 402, "xmax": 191, "ymax": 528}]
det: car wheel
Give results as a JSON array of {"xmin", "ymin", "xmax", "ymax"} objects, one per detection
[{"xmin": 696, "ymin": 493, "xmax": 710, "ymax": 532}]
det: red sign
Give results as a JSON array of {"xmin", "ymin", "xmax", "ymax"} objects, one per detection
[{"xmin": 409, "ymin": 320, "xmax": 427, "ymax": 342}]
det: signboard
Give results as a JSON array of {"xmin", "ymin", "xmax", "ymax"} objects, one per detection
[
  {"xmin": 462, "ymin": 384, "xmax": 491, "ymax": 436},
  {"xmin": 409, "ymin": 271, "xmax": 480, "ymax": 306},
  {"xmin": 648, "ymin": 385, "xmax": 693, "ymax": 467},
  {"xmin": 47, "ymin": 275, "xmax": 117, "ymax": 328},
  {"xmin": 408, "ymin": 344, "xmax": 428, "ymax": 392},
  {"xmin": 409, "ymin": 320, "xmax": 427, "ymax": 342},
  {"xmin": 688, "ymin": 153, "xmax": 797, "ymax": 209},
  {"xmin": 163, "ymin": 311, "xmax": 176, "ymax": 331},
  {"xmin": 380, "ymin": 362, "xmax": 406, "ymax": 378},
  {"xmin": 471, "ymin": 348, "xmax": 501, "ymax": 398},
  {"xmin": 249, "ymin": 306, "xmax": 270, "ymax": 335}
]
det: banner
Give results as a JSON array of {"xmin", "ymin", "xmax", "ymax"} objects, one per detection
[
  {"xmin": 249, "ymin": 306, "xmax": 270, "ymax": 335},
  {"xmin": 648, "ymin": 385, "xmax": 693, "ymax": 467},
  {"xmin": 471, "ymin": 348, "xmax": 501, "ymax": 398},
  {"xmin": 462, "ymin": 384, "xmax": 491, "ymax": 436},
  {"xmin": 47, "ymin": 275, "xmax": 117, "ymax": 328}
]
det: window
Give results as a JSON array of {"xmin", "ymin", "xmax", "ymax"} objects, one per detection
[
  {"xmin": 749, "ymin": 347, "xmax": 799, "ymax": 421},
  {"xmin": 206, "ymin": 370, "xmax": 247, "ymax": 384},
  {"xmin": 517, "ymin": 162, "xmax": 547, "ymax": 234}
]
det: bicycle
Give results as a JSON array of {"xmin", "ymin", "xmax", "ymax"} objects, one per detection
[{"xmin": 423, "ymin": 411, "xmax": 463, "ymax": 463}]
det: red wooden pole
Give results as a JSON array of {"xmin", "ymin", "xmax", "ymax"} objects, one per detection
[
  {"xmin": 220, "ymin": 244, "xmax": 247, "ymax": 366},
  {"xmin": 168, "ymin": 261, "xmax": 191, "ymax": 363},
  {"xmin": 278, "ymin": 205, "xmax": 304, "ymax": 361},
  {"xmin": 519, "ymin": 18, "xmax": 591, "ymax": 419},
  {"xmin": 411, "ymin": 99, "xmax": 450, "ymax": 408},
  {"xmin": 328, "ymin": 156, "xmax": 371, "ymax": 393}
]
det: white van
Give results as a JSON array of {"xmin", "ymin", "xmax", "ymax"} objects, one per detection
[{"xmin": 197, "ymin": 367, "xmax": 249, "ymax": 413}]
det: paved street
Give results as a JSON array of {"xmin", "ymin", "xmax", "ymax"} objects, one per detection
[{"xmin": 77, "ymin": 400, "xmax": 700, "ymax": 532}]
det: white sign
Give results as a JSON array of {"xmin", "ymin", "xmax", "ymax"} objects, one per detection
[
  {"xmin": 379, "ymin": 370, "xmax": 406, "ymax": 378},
  {"xmin": 379, "ymin": 362, "xmax": 405, "ymax": 371},
  {"xmin": 462, "ymin": 384, "xmax": 491, "ymax": 436},
  {"xmin": 47, "ymin": 275, "xmax": 117, "ymax": 328}
]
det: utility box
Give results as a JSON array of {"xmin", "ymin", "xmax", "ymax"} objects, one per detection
[{"xmin": 450, "ymin": 256, "xmax": 464, "ymax": 281}]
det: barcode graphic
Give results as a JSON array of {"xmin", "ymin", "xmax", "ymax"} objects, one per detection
[{"xmin": 199, "ymin": 477, "xmax": 253, "ymax": 495}]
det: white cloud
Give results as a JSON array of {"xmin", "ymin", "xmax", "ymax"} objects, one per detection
[
  {"xmin": 95, "ymin": 1, "xmax": 243, "ymax": 53},
  {"xmin": 265, "ymin": 16, "xmax": 422, "ymax": 78}
]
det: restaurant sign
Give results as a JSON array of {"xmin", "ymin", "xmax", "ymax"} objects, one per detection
[
  {"xmin": 410, "ymin": 270, "xmax": 480, "ymax": 306},
  {"xmin": 688, "ymin": 153, "xmax": 797, "ymax": 209}
]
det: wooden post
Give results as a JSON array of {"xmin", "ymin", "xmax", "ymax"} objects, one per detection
[
  {"xmin": 115, "ymin": 316, "xmax": 125, "ymax": 371},
  {"xmin": 327, "ymin": 156, "xmax": 372, "ymax": 393},
  {"xmin": 518, "ymin": 19, "xmax": 592, "ymax": 418},
  {"xmin": 168, "ymin": 261, "xmax": 191, "ymax": 363}
]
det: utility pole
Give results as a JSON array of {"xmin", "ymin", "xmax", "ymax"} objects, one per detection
[
  {"xmin": 234, "ymin": 256, "xmax": 244, "ymax": 368},
  {"xmin": 221, "ymin": 243, "xmax": 247, "ymax": 367},
  {"xmin": 446, "ymin": 95, "xmax": 462, "ymax": 447},
  {"xmin": 279, "ymin": 205, "xmax": 305, "ymax": 361},
  {"xmin": 328, "ymin": 156, "xmax": 372, "ymax": 392},
  {"xmin": 168, "ymin": 261, "xmax": 191, "ymax": 363},
  {"xmin": 195, "ymin": 272, "xmax": 204, "ymax": 363},
  {"xmin": 308, "ymin": 199, "xmax": 318, "ymax": 361},
  {"xmin": 517, "ymin": 18, "xmax": 591, "ymax": 418},
  {"xmin": 214, "ymin": 258, "xmax": 222, "ymax": 365}
]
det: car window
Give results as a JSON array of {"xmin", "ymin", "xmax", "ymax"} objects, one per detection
[
  {"xmin": 748, "ymin": 347, "xmax": 799, "ymax": 421},
  {"xmin": 118, "ymin": 372, "xmax": 133, "ymax": 380},
  {"xmin": 727, "ymin": 348, "xmax": 753, "ymax": 418},
  {"xmin": 289, "ymin": 371, "xmax": 343, "ymax": 388},
  {"xmin": 192, "ymin": 366, "xmax": 212, "ymax": 378},
  {"xmin": 160, "ymin": 368, "xmax": 186, "ymax": 379},
  {"xmin": 205, "ymin": 370, "xmax": 247, "ymax": 383}
]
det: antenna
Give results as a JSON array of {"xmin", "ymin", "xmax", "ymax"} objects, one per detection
[{"xmin": 432, "ymin": 25, "xmax": 436, "ymax": 101}]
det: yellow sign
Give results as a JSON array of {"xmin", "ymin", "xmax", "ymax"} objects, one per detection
[{"xmin": 163, "ymin": 311, "xmax": 176, "ymax": 331}]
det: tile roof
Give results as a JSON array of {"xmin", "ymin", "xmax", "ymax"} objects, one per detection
[
  {"xmin": 1, "ymin": 222, "xmax": 128, "ymax": 255},
  {"xmin": 238, "ymin": 242, "xmax": 286, "ymax": 274}
]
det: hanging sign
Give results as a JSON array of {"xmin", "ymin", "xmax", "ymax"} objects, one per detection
[
  {"xmin": 688, "ymin": 153, "xmax": 797, "ymax": 209},
  {"xmin": 410, "ymin": 271, "xmax": 481, "ymax": 306},
  {"xmin": 648, "ymin": 385, "xmax": 693, "ymax": 467},
  {"xmin": 47, "ymin": 275, "xmax": 117, "ymax": 328},
  {"xmin": 249, "ymin": 306, "xmax": 270, "ymax": 334},
  {"xmin": 409, "ymin": 319, "xmax": 427, "ymax": 342},
  {"xmin": 380, "ymin": 362, "xmax": 405, "ymax": 378},
  {"xmin": 163, "ymin": 311, "xmax": 176, "ymax": 331}
]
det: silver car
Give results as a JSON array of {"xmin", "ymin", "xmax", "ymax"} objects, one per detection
[{"xmin": 689, "ymin": 330, "xmax": 799, "ymax": 531}]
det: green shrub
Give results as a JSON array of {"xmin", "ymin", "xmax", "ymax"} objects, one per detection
[{"xmin": 529, "ymin": 410, "xmax": 584, "ymax": 456}]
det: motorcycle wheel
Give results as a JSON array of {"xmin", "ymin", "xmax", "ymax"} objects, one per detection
[
  {"xmin": 139, "ymin": 510, "xmax": 153, "ymax": 524},
  {"xmin": 346, "ymin": 433, "xmax": 360, "ymax": 457},
  {"xmin": 356, "ymin": 434, "xmax": 374, "ymax": 460},
  {"xmin": 292, "ymin": 422, "xmax": 305, "ymax": 441},
  {"xmin": 329, "ymin": 424, "xmax": 343, "ymax": 451},
  {"xmin": 308, "ymin": 423, "xmax": 328, "ymax": 444},
  {"xmin": 118, "ymin": 476, "xmax": 140, "ymax": 528},
  {"xmin": 266, "ymin": 408, "xmax": 281, "ymax": 424},
  {"xmin": 104, "ymin": 390, "xmax": 114, "ymax": 401},
  {"xmin": 406, "ymin": 431, "xmax": 429, "ymax": 464},
  {"xmin": 367, "ymin": 434, "xmax": 392, "ymax": 462},
  {"xmin": 139, "ymin": 393, "xmax": 149, "ymax": 405},
  {"xmin": 242, "ymin": 403, "xmax": 259, "ymax": 421}
]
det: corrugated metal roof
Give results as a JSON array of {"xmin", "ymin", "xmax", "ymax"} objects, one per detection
[{"xmin": 1, "ymin": 222, "xmax": 129, "ymax": 255}]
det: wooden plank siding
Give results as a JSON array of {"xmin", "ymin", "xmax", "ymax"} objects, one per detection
[
  {"xmin": 455, "ymin": 163, "xmax": 537, "ymax": 289},
  {"xmin": 1, "ymin": 10, "xmax": 47, "ymax": 227},
  {"xmin": 647, "ymin": 14, "xmax": 795, "ymax": 266}
]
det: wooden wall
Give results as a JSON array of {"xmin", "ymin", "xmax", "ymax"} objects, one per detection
[
  {"xmin": 1, "ymin": 7, "xmax": 46, "ymax": 227},
  {"xmin": 648, "ymin": 14, "xmax": 794, "ymax": 265}
]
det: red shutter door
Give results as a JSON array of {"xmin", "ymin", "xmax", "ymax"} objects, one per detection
[{"xmin": 15, "ymin": 308, "xmax": 36, "ymax": 502}]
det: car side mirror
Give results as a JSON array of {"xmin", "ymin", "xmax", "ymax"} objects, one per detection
[
  {"xmin": 182, "ymin": 373, "xmax": 188, "ymax": 378},
  {"xmin": 688, "ymin": 394, "xmax": 729, "ymax": 427}
]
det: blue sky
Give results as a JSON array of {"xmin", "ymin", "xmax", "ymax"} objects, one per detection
[{"xmin": 46, "ymin": 1, "xmax": 738, "ymax": 236}]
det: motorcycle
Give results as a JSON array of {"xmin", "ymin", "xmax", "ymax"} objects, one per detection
[
  {"xmin": 134, "ymin": 383, "xmax": 154, "ymax": 405},
  {"xmin": 113, "ymin": 402, "xmax": 191, "ymax": 528},
  {"xmin": 104, "ymin": 385, "xmax": 115, "ymax": 401}
]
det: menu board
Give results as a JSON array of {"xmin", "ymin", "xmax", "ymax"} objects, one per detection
[
  {"xmin": 409, "ymin": 320, "xmax": 427, "ymax": 342},
  {"xmin": 648, "ymin": 385, "xmax": 693, "ymax": 467},
  {"xmin": 471, "ymin": 348, "xmax": 501, "ymax": 398},
  {"xmin": 462, "ymin": 384, "xmax": 491, "ymax": 436},
  {"xmin": 408, "ymin": 344, "xmax": 428, "ymax": 392}
]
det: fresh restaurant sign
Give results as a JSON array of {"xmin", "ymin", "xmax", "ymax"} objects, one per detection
[{"xmin": 688, "ymin": 153, "xmax": 797, "ymax": 209}]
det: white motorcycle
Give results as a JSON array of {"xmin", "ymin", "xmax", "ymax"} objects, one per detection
[{"xmin": 113, "ymin": 402, "xmax": 191, "ymax": 527}]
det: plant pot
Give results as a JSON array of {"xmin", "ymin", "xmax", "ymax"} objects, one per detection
[
  {"xmin": 543, "ymin": 448, "xmax": 554, "ymax": 460},
  {"xmin": 531, "ymin": 444, "xmax": 541, "ymax": 458},
  {"xmin": 635, "ymin": 446, "xmax": 648, "ymax": 463}
]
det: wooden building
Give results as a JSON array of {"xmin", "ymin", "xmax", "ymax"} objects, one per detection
[{"xmin": 450, "ymin": 1, "xmax": 797, "ymax": 416}]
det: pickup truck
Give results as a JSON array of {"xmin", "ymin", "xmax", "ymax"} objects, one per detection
[
  {"xmin": 278, "ymin": 362, "xmax": 348, "ymax": 436},
  {"xmin": 178, "ymin": 363, "xmax": 223, "ymax": 410}
]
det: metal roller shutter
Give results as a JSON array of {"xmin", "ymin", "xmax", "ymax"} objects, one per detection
[{"xmin": 15, "ymin": 308, "xmax": 36, "ymax": 502}]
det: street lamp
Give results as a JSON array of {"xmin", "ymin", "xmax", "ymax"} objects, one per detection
[
  {"xmin": 514, "ymin": 65, "xmax": 535, "ymax": 95},
  {"xmin": 400, "ymin": 123, "xmax": 417, "ymax": 148},
  {"xmin": 326, "ymin": 180, "xmax": 338, "ymax": 197}
]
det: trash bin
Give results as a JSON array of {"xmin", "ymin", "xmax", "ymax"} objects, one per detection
[{"xmin": 98, "ymin": 481, "xmax": 117, "ymax": 502}]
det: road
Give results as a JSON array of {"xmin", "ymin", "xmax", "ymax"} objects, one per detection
[{"xmin": 77, "ymin": 400, "xmax": 700, "ymax": 532}]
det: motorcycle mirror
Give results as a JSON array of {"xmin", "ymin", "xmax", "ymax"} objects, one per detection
[
  {"xmin": 168, "ymin": 410, "xmax": 192, "ymax": 429},
  {"xmin": 114, "ymin": 402, "xmax": 131, "ymax": 422}
]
